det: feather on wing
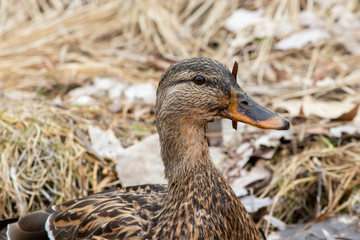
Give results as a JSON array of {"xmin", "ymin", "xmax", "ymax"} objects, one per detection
[{"xmin": 4, "ymin": 184, "xmax": 166, "ymax": 240}]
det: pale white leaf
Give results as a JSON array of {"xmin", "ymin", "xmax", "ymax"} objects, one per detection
[
  {"xmin": 254, "ymin": 18, "xmax": 296, "ymax": 38},
  {"xmin": 330, "ymin": 5, "xmax": 360, "ymax": 55},
  {"xmin": 300, "ymin": 10, "xmax": 325, "ymax": 28},
  {"xmin": 273, "ymin": 99, "xmax": 302, "ymax": 116},
  {"xmin": 254, "ymin": 130, "xmax": 292, "ymax": 148},
  {"xmin": 209, "ymin": 146, "xmax": 225, "ymax": 170},
  {"xmin": 264, "ymin": 215, "xmax": 287, "ymax": 230},
  {"xmin": 116, "ymin": 134, "xmax": 166, "ymax": 186},
  {"xmin": 315, "ymin": 77, "xmax": 336, "ymax": 87},
  {"xmin": 235, "ymin": 143, "xmax": 254, "ymax": 169},
  {"xmin": 276, "ymin": 29, "xmax": 330, "ymax": 50},
  {"xmin": 230, "ymin": 161, "xmax": 269, "ymax": 193},
  {"xmin": 241, "ymin": 196, "xmax": 273, "ymax": 213},
  {"xmin": 322, "ymin": 229, "xmax": 335, "ymax": 240},
  {"xmin": 124, "ymin": 83, "xmax": 156, "ymax": 104},
  {"xmin": 89, "ymin": 125, "xmax": 124, "ymax": 159},
  {"xmin": 72, "ymin": 95, "xmax": 96, "ymax": 105},
  {"xmin": 231, "ymin": 186, "xmax": 248, "ymax": 197},
  {"xmin": 330, "ymin": 124, "xmax": 360, "ymax": 137},
  {"xmin": 68, "ymin": 85, "xmax": 95, "ymax": 97},
  {"xmin": 351, "ymin": 195, "xmax": 360, "ymax": 213},
  {"xmin": 108, "ymin": 82, "xmax": 128, "ymax": 99},
  {"xmin": 93, "ymin": 77, "xmax": 118, "ymax": 90},
  {"xmin": 225, "ymin": 9, "xmax": 264, "ymax": 33},
  {"xmin": 68, "ymin": 85, "xmax": 99, "ymax": 104},
  {"xmin": 302, "ymin": 95, "xmax": 357, "ymax": 119},
  {"xmin": 267, "ymin": 214, "xmax": 360, "ymax": 239},
  {"xmin": 4, "ymin": 91, "xmax": 36, "ymax": 100},
  {"xmin": 220, "ymin": 119, "xmax": 244, "ymax": 146}
]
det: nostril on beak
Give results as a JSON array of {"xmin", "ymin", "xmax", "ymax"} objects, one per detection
[
  {"xmin": 241, "ymin": 100, "xmax": 249, "ymax": 106},
  {"xmin": 235, "ymin": 92, "xmax": 249, "ymax": 106}
]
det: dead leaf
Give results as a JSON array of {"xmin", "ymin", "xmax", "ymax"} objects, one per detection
[
  {"xmin": 225, "ymin": 9, "xmax": 264, "ymax": 33},
  {"xmin": 264, "ymin": 215, "xmax": 286, "ymax": 230},
  {"xmin": 300, "ymin": 10, "xmax": 325, "ymax": 28},
  {"xmin": 116, "ymin": 134, "xmax": 166, "ymax": 186},
  {"xmin": 329, "ymin": 124, "xmax": 360, "ymax": 138},
  {"xmin": 335, "ymin": 104, "xmax": 359, "ymax": 121},
  {"xmin": 3, "ymin": 91, "xmax": 37, "ymax": 100},
  {"xmin": 124, "ymin": 83, "xmax": 156, "ymax": 104},
  {"xmin": 221, "ymin": 119, "xmax": 245, "ymax": 146},
  {"xmin": 304, "ymin": 126, "xmax": 330, "ymax": 136},
  {"xmin": 71, "ymin": 95, "xmax": 97, "ymax": 105},
  {"xmin": 268, "ymin": 214, "xmax": 360, "ymax": 240},
  {"xmin": 254, "ymin": 130, "xmax": 292, "ymax": 148},
  {"xmin": 209, "ymin": 147, "xmax": 226, "ymax": 171},
  {"xmin": 241, "ymin": 196, "xmax": 273, "ymax": 213},
  {"xmin": 303, "ymin": 95, "xmax": 358, "ymax": 119},
  {"xmin": 330, "ymin": 4, "xmax": 360, "ymax": 56},
  {"xmin": 230, "ymin": 161, "xmax": 270, "ymax": 196},
  {"xmin": 276, "ymin": 29, "xmax": 330, "ymax": 50},
  {"xmin": 274, "ymin": 99, "xmax": 302, "ymax": 116},
  {"xmin": 89, "ymin": 125, "xmax": 124, "ymax": 159},
  {"xmin": 235, "ymin": 142, "xmax": 254, "ymax": 169}
]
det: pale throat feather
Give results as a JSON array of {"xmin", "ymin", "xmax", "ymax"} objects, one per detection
[{"xmin": 157, "ymin": 114, "xmax": 213, "ymax": 185}]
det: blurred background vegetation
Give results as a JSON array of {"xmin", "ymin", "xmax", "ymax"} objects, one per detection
[{"xmin": 0, "ymin": 0, "xmax": 359, "ymax": 237}]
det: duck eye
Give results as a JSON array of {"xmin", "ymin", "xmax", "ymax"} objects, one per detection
[{"xmin": 193, "ymin": 75, "xmax": 206, "ymax": 85}]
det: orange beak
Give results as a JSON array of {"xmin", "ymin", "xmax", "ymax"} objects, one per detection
[{"xmin": 220, "ymin": 87, "xmax": 290, "ymax": 130}]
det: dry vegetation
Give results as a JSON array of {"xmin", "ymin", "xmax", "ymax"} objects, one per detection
[{"xmin": 0, "ymin": 0, "xmax": 359, "ymax": 234}]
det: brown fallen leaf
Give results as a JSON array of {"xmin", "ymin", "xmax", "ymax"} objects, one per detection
[
  {"xmin": 302, "ymin": 95, "xmax": 358, "ymax": 119},
  {"xmin": 274, "ymin": 95, "xmax": 359, "ymax": 120},
  {"xmin": 335, "ymin": 104, "xmax": 359, "ymax": 121}
]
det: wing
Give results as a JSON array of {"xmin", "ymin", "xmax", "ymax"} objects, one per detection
[{"xmin": 4, "ymin": 184, "xmax": 167, "ymax": 240}]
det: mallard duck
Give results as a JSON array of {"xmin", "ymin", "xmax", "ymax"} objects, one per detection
[{"xmin": 0, "ymin": 57, "xmax": 289, "ymax": 240}]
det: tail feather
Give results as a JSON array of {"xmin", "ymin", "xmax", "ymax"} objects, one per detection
[
  {"xmin": 0, "ymin": 218, "xmax": 18, "ymax": 230},
  {"xmin": 0, "ymin": 211, "xmax": 50, "ymax": 240},
  {"xmin": 0, "ymin": 218, "xmax": 18, "ymax": 240}
]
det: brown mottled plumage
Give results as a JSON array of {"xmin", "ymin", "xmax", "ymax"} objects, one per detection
[{"xmin": 0, "ymin": 58, "xmax": 289, "ymax": 240}]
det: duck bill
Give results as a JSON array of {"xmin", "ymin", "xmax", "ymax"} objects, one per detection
[{"xmin": 221, "ymin": 88, "xmax": 290, "ymax": 130}]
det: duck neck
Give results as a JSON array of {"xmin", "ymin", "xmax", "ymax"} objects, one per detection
[{"xmin": 156, "ymin": 115, "xmax": 214, "ymax": 186}]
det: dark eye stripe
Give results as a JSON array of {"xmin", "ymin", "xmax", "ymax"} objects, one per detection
[{"xmin": 164, "ymin": 79, "xmax": 191, "ymax": 88}]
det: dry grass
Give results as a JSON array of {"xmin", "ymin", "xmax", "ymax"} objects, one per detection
[
  {"xmin": 261, "ymin": 141, "xmax": 360, "ymax": 232},
  {"xmin": 0, "ymin": 0, "xmax": 240, "ymax": 90},
  {"xmin": 0, "ymin": 100, "xmax": 157, "ymax": 218},
  {"xmin": 0, "ymin": 103, "xmax": 117, "ymax": 218},
  {"xmin": 0, "ymin": 0, "xmax": 359, "ymax": 231}
]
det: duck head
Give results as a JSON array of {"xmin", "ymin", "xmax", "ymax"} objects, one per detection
[{"xmin": 156, "ymin": 57, "xmax": 290, "ymax": 131}]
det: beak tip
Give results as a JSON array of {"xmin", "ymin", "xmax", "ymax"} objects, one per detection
[{"xmin": 280, "ymin": 118, "xmax": 290, "ymax": 130}]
